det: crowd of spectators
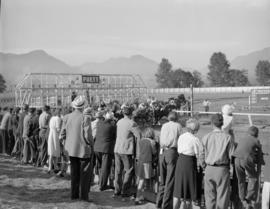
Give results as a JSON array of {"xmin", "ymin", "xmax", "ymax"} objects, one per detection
[{"xmin": 0, "ymin": 94, "xmax": 269, "ymax": 209}]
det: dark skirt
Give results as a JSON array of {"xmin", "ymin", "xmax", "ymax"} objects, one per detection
[
  {"xmin": 136, "ymin": 161, "xmax": 153, "ymax": 179},
  {"xmin": 173, "ymin": 154, "xmax": 198, "ymax": 201}
]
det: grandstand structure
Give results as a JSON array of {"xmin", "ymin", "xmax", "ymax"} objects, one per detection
[{"xmin": 15, "ymin": 73, "xmax": 147, "ymax": 107}]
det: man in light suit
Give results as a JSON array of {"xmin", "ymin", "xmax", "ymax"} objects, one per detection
[
  {"xmin": 113, "ymin": 106, "xmax": 139, "ymax": 198},
  {"xmin": 64, "ymin": 96, "xmax": 94, "ymax": 201}
]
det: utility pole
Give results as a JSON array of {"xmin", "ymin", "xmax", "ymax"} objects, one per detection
[{"xmin": 190, "ymin": 84, "xmax": 194, "ymax": 117}]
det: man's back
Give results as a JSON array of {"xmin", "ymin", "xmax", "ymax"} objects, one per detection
[
  {"xmin": 65, "ymin": 111, "xmax": 92, "ymax": 158},
  {"xmin": 94, "ymin": 120, "xmax": 116, "ymax": 154},
  {"xmin": 159, "ymin": 121, "xmax": 182, "ymax": 149},
  {"xmin": 114, "ymin": 117, "xmax": 137, "ymax": 155},
  {"xmin": 0, "ymin": 112, "xmax": 11, "ymax": 130},
  {"xmin": 201, "ymin": 129, "xmax": 234, "ymax": 166}
]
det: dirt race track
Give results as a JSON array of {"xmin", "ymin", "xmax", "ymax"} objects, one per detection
[{"xmin": 0, "ymin": 155, "xmax": 155, "ymax": 209}]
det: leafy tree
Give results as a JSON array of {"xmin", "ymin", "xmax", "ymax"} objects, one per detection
[
  {"xmin": 192, "ymin": 70, "xmax": 204, "ymax": 87},
  {"xmin": 0, "ymin": 74, "xmax": 6, "ymax": 93},
  {"xmin": 171, "ymin": 69, "xmax": 204, "ymax": 88},
  {"xmin": 207, "ymin": 52, "xmax": 230, "ymax": 86},
  {"xmin": 227, "ymin": 69, "xmax": 249, "ymax": 86},
  {"xmin": 155, "ymin": 58, "xmax": 174, "ymax": 88},
  {"xmin": 256, "ymin": 60, "xmax": 270, "ymax": 85},
  {"xmin": 171, "ymin": 69, "xmax": 192, "ymax": 88}
]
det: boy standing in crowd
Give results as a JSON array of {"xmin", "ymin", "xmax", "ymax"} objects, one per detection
[
  {"xmin": 233, "ymin": 126, "xmax": 262, "ymax": 208},
  {"xmin": 200, "ymin": 114, "xmax": 235, "ymax": 209}
]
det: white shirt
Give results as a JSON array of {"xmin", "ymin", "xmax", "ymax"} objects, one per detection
[
  {"xmin": 177, "ymin": 132, "xmax": 202, "ymax": 156},
  {"xmin": 222, "ymin": 115, "xmax": 233, "ymax": 133},
  {"xmin": 159, "ymin": 121, "xmax": 182, "ymax": 148}
]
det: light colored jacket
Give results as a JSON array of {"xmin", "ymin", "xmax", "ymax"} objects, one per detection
[
  {"xmin": 114, "ymin": 116, "xmax": 139, "ymax": 155},
  {"xmin": 64, "ymin": 110, "xmax": 93, "ymax": 158}
]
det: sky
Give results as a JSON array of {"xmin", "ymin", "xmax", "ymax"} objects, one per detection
[{"xmin": 1, "ymin": 0, "xmax": 270, "ymax": 69}]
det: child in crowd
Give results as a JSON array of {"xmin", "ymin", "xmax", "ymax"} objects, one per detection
[{"xmin": 135, "ymin": 127, "xmax": 157, "ymax": 205}]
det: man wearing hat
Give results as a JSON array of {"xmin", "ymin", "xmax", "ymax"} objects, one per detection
[
  {"xmin": 64, "ymin": 96, "xmax": 94, "ymax": 201},
  {"xmin": 94, "ymin": 112, "xmax": 116, "ymax": 191},
  {"xmin": 113, "ymin": 106, "xmax": 140, "ymax": 198},
  {"xmin": 200, "ymin": 114, "xmax": 235, "ymax": 209}
]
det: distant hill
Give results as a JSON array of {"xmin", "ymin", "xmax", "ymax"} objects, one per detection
[
  {"xmin": 0, "ymin": 51, "xmax": 159, "ymax": 88},
  {"xmin": 0, "ymin": 50, "xmax": 74, "ymax": 85},
  {"xmin": 231, "ymin": 47, "xmax": 270, "ymax": 84},
  {"xmin": 79, "ymin": 55, "xmax": 159, "ymax": 87}
]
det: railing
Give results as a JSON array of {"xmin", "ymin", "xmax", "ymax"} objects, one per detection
[
  {"xmin": 148, "ymin": 86, "xmax": 270, "ymax": 94},
  {"xmin": 175, "ymin": 110, "xmax": 270, "ymax": 126}
]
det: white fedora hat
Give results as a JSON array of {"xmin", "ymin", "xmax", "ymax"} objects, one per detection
[{"xmin": 71, "ymin": 95, "xmax": 86, "ymax": 109}]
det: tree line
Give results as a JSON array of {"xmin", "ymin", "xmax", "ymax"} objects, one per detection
[
  {"xmin": 156, "ymin": 52, "xmax": 270, "ymax": 88},
  {"xmin": 1, "ymin": 52, "xmax": 270, "ymax": 93}
]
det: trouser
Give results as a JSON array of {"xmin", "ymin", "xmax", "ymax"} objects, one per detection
[
  {"xmin": 59, "ymin": 143, "xmax": 69, "ymax": 173},
  {"xmin": 12, "ymin": 133, "xmax": 23, "ymax": 157},
  {"xmin": 22, "ymin": 136, "xmax": 35, "ymax": 163},
  {"xmin": 204, "ymin": 165, "xmax": 230, "ymax": 209},
  {"xmin": 262, "ymin": 181, "xmax": 270, "ymax": 209},
  {"xmin": 114, "ymin": 153, "xmax": 134, "ymax": 195},
  {"xmin": 231, "ymin": 158, "xmax": 241, "ymax": 209},
  {"xmin": 0, "ymin": 129, "xmax": 9, "ymax": 154},
  {"xmin": 7, "ymin": 130, "xmax": 15, "ymax": 155},
  {"xmin": 235, "ymin": 158, "xmax": 258, "ymax": 202},
  {"xmin": 156, "ymin": 148, "xmax": 178, "ymax": 209},
  {"xmin": 69, "ymin": 156, "xmax": 92, "ymax": 200},
  {"xmin": 95, "ymin": 152, "xmax": 113, "ymax": 189},
  {"xmin": 36, "ymin": 129, "xmax": 48, "ymax": 166}
]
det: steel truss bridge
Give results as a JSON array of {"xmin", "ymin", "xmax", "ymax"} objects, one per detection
[{"xmin": 15, "ymin": 73, "xmax": 147, "ymax": 107}]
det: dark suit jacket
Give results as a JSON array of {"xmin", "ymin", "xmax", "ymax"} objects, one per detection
[
  {"xmin": 233, "ymin": 135, "xmax": 262, "ymax": 163},
  {"xmin": 94, "ymin": 119, "xmax": 116, "ymax": 154}
]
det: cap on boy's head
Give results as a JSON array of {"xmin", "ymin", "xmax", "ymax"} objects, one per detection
[
  {"xmin": 248, "ymin": 126, "xmax": 259, "ymax": 137},
  {"xmin": 168, "ymin": 111, "xmax": 178, "ymax": 122},
  {"xmin": 211, "ymin": 113, "xmax": 223, "ymax": 128}
]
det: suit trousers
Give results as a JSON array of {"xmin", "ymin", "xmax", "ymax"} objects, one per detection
[
  {"xmin": 262, "ymin": 181, "xmax": 270, "ymax": 209},
  {"xmin": 12, "ymin": 133, "xmax": 23, "ymax": 157},
  {"xmin": 36, "ymin": 129, "xmax": 48, "ymax": 166},
  {"xmin": 22, "ymin": 136, "xmax": 35, "ymax": 163},
  {"xmin": 156, "ymin": 148, "xmax": 178, "ymax": 209},
  {"xmin": 235, "ymin": 158, "xmax": 258, "ymax": 202},
  {"xmin": 0, "ymin": 129, "xmax": 9, "ymax": 154},
  {"xmin": 205, "ymin": 165, "xmax": 230, "ymax": 209},
  {"xmin": 95, "ymin": 152, "xmax": 113, "ymax": 190},
  {"xmin": 69, "ymin": 156, "xmax": 92, "ymax": 200},
  {"xmin": 114, "ymin": 153, "xmax": 134, "ymax": 195}
]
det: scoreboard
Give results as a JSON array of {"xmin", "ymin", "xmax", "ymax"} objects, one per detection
[{"xmin": 251, "ymin": 89, "xmax": 270, "ymax": 105}]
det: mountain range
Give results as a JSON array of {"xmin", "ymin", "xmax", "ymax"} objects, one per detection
[{"xmin": 1, "ymin": 47, "xmax": 270, "ymax": 88}]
